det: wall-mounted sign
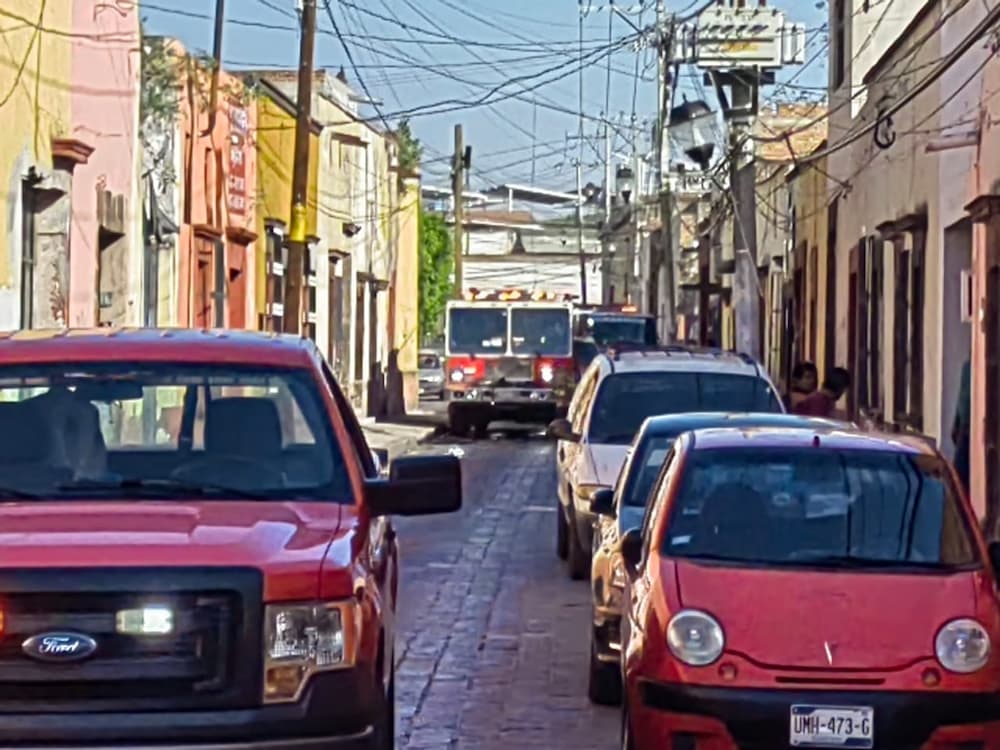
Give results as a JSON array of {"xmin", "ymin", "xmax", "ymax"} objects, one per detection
[
  {"xmin": 227, "ymin": 103, "xmax": 249, "ymax": 216},
  {"xmin": 673, "ymin": 5, "xmax": 806, "ymax": 70}
]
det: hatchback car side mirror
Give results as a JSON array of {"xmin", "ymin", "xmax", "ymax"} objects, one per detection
[
  {"xmin": 547, "ymin": 418, "xmax": 580, "ymax": 442},
  {"xmin": 988, "ymin": 540, "xmax": 1000, "ymax": 576},
  {"xmin": 589, "ymin": 488, "xmax": 616, "ymax": 518},
  {"xmin": 620, "ymin": 528, "xmax": 643, "ymax": 571},
  {"xmin": 364, "ymin": 454, "xmax": 462, "ymax": 517}
]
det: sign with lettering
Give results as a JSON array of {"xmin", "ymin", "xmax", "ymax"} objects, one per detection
[{"xmin": 227, "ymin": 103, "xmax": 249, "ymax": 216}]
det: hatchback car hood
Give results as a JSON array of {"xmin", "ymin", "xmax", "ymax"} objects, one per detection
[
  {"xmin": 674, "ymin": 560, "xmax": 977, "ymax": 670},
  {"xmin": 0, "ymin": 502, "xmax": 345, "ymax": 601}
]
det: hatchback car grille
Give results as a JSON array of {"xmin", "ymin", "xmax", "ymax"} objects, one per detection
[{"xmin": 0, "ymin": 567, "xmax": 263, "ymax": 713}]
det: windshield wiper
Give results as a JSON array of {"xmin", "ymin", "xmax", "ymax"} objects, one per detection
[
  {"xmin": 58, "ymin": 477, "xmax": 270, "ymax": 501},
  {"xmin": 789, "ymin": 554, "xmax": 966, "ymax": 571}
]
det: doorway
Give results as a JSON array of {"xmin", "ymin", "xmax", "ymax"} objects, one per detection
[{"xmin": 941, "ymin": 220, "xmax": 973, "ymax": 459}]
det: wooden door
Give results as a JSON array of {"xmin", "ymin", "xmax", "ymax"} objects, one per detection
[{"xmin": 194, "ymin": 240, "xmax": 213, "ymax": 328}]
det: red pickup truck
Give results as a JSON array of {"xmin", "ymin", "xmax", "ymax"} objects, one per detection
[{"xmin": 0, "ymin": 328, "xmax": 461, "ymax": 750}]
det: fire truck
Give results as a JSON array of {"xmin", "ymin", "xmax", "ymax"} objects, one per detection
[
  {"xmin": 572, "ymin": 304, "xmax": 658, "ymax": 350},
  {"xmin": 445, "ymin": 289, "xmax": 575, "ymax": 437}
]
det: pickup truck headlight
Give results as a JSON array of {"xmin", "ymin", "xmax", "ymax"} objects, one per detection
[
  {"xmin": 264, "ymin": 602, "xmax": 359, "ymax": 703},
  {"xmin": 935, "ymin": 618, "xmax": 991, "ymax": 674}
]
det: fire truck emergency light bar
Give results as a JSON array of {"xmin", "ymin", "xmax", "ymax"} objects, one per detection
[{"xmin": 461, "ymin": 288, "xmax": 575, "ymax": 302}]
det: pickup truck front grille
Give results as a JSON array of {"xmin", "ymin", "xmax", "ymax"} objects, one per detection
[{"xmin": 0, "ymin": 567, "xmax": 263, "ymax": 713}]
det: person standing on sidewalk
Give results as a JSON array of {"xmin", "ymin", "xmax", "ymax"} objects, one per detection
[
  {"xmin": 792, "ymin": 367, "xmax": 851, "ymax": 418},
  {"xmin": 952, "ymin": 359, "xmax": 971, "ymax": 494},
  {"xmin": 786, "ymin": 361, "xmax": 818, "ymax": 411}
]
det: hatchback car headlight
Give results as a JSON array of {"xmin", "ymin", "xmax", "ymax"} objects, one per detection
[
  {"xmin": 935, "ymin": 618, "xmax": 991, "ymax": 673},
  {"xmin": 667, "ymin": 609, "xmax": 725, "ymax": 666},
  {"xmin": 264, "ymin": 602, "xmax": 359, "ymax": 703}
]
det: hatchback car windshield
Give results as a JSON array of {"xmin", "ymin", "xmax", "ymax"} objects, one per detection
[
  {"xmin": 0, "ymin": 363, "xmax": 349, "ymax": 501},
  {"xmin": 588, "ymin": 373, "xmax": 781, "ymax": 444},
  {"xmin": 663, "ymin": 447, "xmax": 978, "ymax": 570}
]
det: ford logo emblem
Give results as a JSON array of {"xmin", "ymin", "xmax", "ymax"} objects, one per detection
[{"xmin": 22, "ymin": 632, "xmax": 98, "ymax": 663}]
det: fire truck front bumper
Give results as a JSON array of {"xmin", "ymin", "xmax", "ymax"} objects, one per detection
[{"xmin": 446, "ymin": 386, "xmax": 564, "ymax": 421}]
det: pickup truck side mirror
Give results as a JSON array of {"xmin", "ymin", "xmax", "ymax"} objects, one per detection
[
  {"xmin": 547, "ymin": 418, "xmax": 580, "ymax": 443},
  {"xmin": 589, "ymin": 488, "xmax": 616, "ymax": 518},
  {"xmin": 620, "ymin": 528, "xmax": 643, "ymax": 572},
  {"xmin": 988, "ymin": 540, "xmax": 1000, "ymax": 577},
  {"xmin": 364, "ymin": 454, "xmax": 462, "ymax": 517},
  {"xmin": 370, "ymin": 448, "xmax": 389, "ymax": 477}
]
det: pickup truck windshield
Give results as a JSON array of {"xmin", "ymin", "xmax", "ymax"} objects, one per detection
[
  {"xmin": 588, "ymin": 373, "xmax": 782, "ymax": 444},
  {"xmin": 0, "ymin": 363, "xmax": 350, "ymax": 501},
  {"xmin": 662, "ymin": 447, "xmax": 979, "ymax": 571}
]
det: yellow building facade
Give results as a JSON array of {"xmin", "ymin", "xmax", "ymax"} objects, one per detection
[
  {"xmin": 0, "ymin": 2, "xmax": 73, "ymax": 327},
  {"xmin": 253, "ymin": 79, "xmax": 319, "ymax": 328}
]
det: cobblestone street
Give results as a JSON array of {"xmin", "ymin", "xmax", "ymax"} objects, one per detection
[{"xmin": 392, "ymin": 436, "xmax": 617, "ymax": 749}]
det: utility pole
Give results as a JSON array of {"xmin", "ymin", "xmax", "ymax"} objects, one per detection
[
  {"xmin": 451, "ymin": 124, "xmax": 465, "ymax": 299},
  {"xmin": 602, "ymin": 114, "xmax": 612, "ymax": 304},
  {"xmin": 729, "ymin": 72, "xmax": 760, "ymax": 358},
  {"xmin": 576, "ymin": 159, "xmax": 588, "ymax": 305},
  {"xmin": 283, "ymin": 0, "xmax": 316, "ymax": 335},
  {"xmin": 655, "ymin": 0, "xmax": 676, "ymax": 342}
]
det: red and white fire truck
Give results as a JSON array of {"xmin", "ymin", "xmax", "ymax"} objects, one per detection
[{"xmin": 445, "ymin": 289, "xmax": 575, "ymax": 437}]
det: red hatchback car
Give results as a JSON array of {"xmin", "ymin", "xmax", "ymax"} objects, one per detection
[{"xmin": 619, "ymin": 426, "xmax": 1000, "ymax": 750}]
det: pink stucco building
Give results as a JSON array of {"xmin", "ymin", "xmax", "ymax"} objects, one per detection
[
  {"xmin": 174, "ymin": 51, "xmax": 258, "ymax": 329},
  {"xmin": 68, "ymin": 0, "xmax": 141, "ymax": 327}
]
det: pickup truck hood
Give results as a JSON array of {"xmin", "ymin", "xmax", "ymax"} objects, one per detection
[
  {"xmin": 674, "ymin": 559, "xmax": 977, "ymax": 670},
  {"xmin": 0, "ymin": 502, "xmax": 347, "ymax": 601}
]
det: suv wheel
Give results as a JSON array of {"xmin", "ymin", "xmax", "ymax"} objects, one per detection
[
  {"xmin": 556, "ymin": 505, "xmax": 569, "ymax": 560},
  {"xmin": 566, "ymin": 509, "xmax": 589, "ymax": 580},
  {"xmin": 587, "ymin": 628, "xmax": 622, "ymax": 705}
]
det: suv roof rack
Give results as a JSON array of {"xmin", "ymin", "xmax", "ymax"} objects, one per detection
[{"xmin": 604, "ymin": 341, "xmax": 759, "ymax": 365}]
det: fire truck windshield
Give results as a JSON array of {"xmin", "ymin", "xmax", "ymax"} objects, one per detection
[
  {"xmin": 448, "ymin": 307, "xmax": 507, "ymax": 354},
  {"xmin": 510, "ymin": 308, "xmax": 571, "ymax": 356}
]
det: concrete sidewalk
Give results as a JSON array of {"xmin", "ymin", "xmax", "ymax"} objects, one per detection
[{"xmin": 359, "ymin": 412, "xmax": 444, "ymax": 460}]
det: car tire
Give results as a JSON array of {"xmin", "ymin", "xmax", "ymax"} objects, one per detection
[
  {"xmin": 368, "ymin": 661, "xmax": 395, "ymax": 750},
  {"xmin": 566, "ymin": 509, "xmax": 589, "ymax": 580},
  {"xmin": 620, "ymin": 702, "xmax": 636, "ymax": 750},
  {"xmin": 587, "ymin": 630, "xmax": 622, "ymax": 705},
  {"xmin": 556, "ymin": 505, "xmax": 569, "ymax": 560},
  {"xmin": 448, "ymin": 407, "xmax": 470, "ymax": 438}
]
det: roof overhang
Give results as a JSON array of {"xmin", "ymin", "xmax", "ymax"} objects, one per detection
[{"xmin": 482, "ymin": 183, "xmax": 579, "ymax": 205}]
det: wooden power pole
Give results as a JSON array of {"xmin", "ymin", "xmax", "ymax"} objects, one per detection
[
  {"xmin": 283, "ymin": 0, "xmax": 317, "ymax": 335},
  {"xmin": 451, "ymin": 124, "xmax": 466, "ymax": 299}
]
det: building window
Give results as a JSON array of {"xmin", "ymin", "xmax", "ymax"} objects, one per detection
[
  {"xmin": 304, "ymin": 244, "xmax": 317, "ymax": 342},
  {"xmin": 261, "ymin": 226, "xmax": 285, "ymax": 332},
  {"xmin": 833, "ymin": 0, "xmax": 847, "ymax": 89},
  {"xmin": 20, "ymin": 175, "xmax": 38, "ymax": 329}
]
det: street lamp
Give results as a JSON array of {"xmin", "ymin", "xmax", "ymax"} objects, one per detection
[
  {"xmin": 669, "ymin": 98, "xmax": 716, "ymax": 171},
  {"xmin": 616, "ymin": 166, "xmax": 635, "ymax": 204}
]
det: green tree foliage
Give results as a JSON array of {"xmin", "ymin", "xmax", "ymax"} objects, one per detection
[
  {"xmin": 396, "ymin": 119, "xmax": 422, "ymax": 172},
  {"xmin": 418, "ymin": 210, "xmax": 453, "ymax": 344}
]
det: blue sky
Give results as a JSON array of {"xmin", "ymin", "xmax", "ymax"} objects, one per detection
[{"xmin": 143, "ymin": 0, "xmax": 828, "ymax": 197}]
